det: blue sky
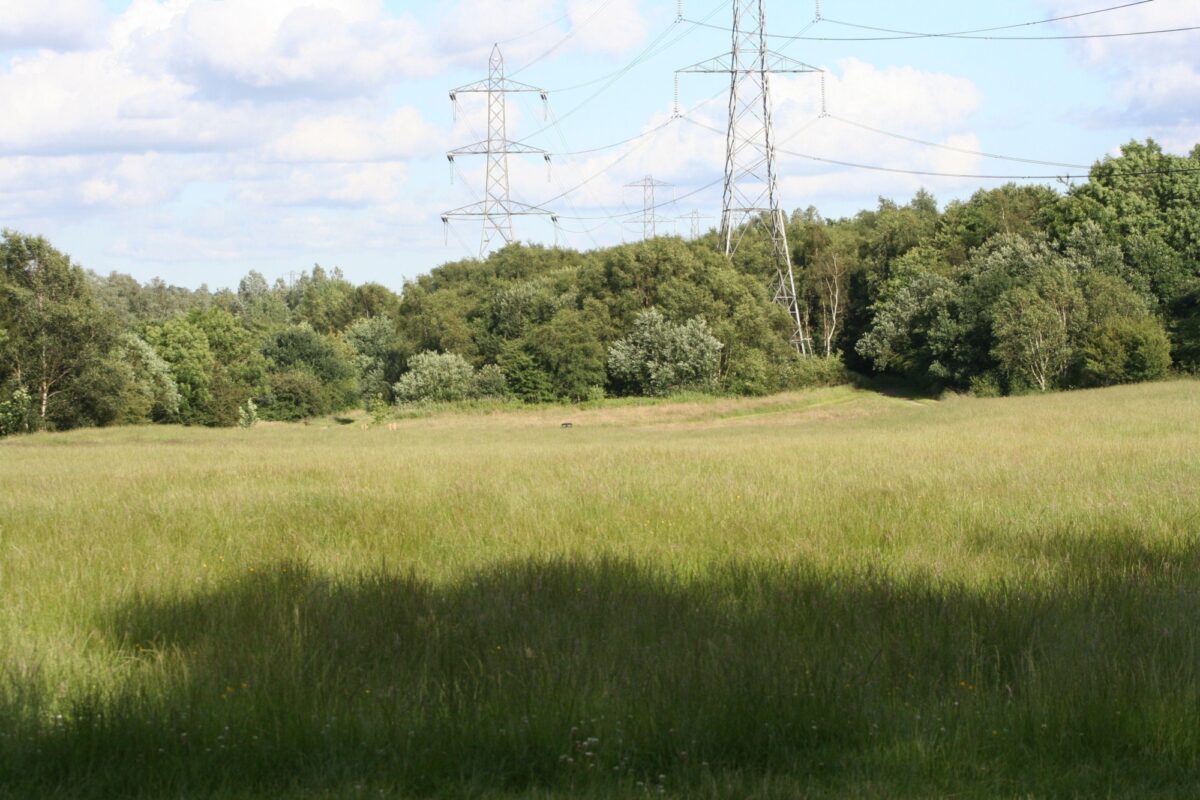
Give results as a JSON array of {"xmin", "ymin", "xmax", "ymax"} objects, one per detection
[{"xmin": 0, "ymin": 0, "xmax": 1196, "ymax": 290}]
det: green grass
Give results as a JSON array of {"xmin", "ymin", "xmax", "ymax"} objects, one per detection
[{"xmin": 1, "ymin": 382, "xmax": 1198, "ymax": 798}]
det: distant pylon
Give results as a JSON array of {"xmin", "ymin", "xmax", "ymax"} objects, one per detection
[
  {"xmin": 442, "ymin": 45, "xmax": 557, "ymax": 258},
  {"xmin": 679, "ymin": 210, "xmax": 714, "ymax": 240},
  {"xmin": 678, "ymin": 0, "xmax": 820, "ymax": 353},
  {"xmin": 624, "ymin": 175, "xmax": 673, "ymax": 240}
]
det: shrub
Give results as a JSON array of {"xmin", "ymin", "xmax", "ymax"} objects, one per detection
[
  {"xmin": 1082, "ymin": 315, "xmax": 1173, "ymax": 386},
  {"xmin": 237, "ymin": 399, "xmax": 259, "ymax": 429},
  {"xmin": 0, "ymin": 386, "xmax": 31, "ymax": 437},
  {"xmin": 968, "ymin": 372, "xmax": 1003, "ymax": 398},
  {"xmin": 474, "ymin": 364, "xmax": 509, "ymax": 399},
  {"xmin": 778, "ymin": 354, "xmax": 851, "ymax": 390},
  {"xmin": 497, "ymin": 343, "xmax": 555, "ymax": 404},
  {"xmin": 260, "ymin": 371, "xmax": 327, "ymax": 421},
  {"xmin": 393, "ymin": 351, "xmax": 477, "ymax": 404},
  {"xmin": 607, "ymin": 309, "xmax": 723, "ymax": 396},
  {"xmin": 725, "ymin": 348, "xmax": 774, "ymax": 396}
]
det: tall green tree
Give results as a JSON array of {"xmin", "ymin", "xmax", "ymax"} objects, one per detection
[{"xmin": 0, "ymin": 232, "xmax": 122, "ymax": 428}]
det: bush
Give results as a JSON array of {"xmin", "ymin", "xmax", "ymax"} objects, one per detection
[
  {"xmin": 607, "ymin": 309, "xmax": 723, "ymax": 397},
  {"xmin": 968, "ymin": 372, "xmax": 1004, "ymax": 398},
  {"xmin": 725, "ymin": 348, "xmax": 774, "ymax": 396},
  {"xmin": 237, "ymin": 399, "xmax": 259, "ymax": 429},
  {"xmin": 497, "ymin": 343, "xmax": 555, "ymax": 404},
  {"xmin": 393, "ymin": 351, "xmax": 477, "ymax": 404},
  {"xmin": 778, "ymin": 354, "xmax": 851, "ymax": 390},
  {"xmin": 260, "ymin": 371, "xmax": 327, "ymax": 421},
  {"xmin": 1082, "ymin": 315, "xmax": 1173, "ymax": 386},
  {"xmin": 474, "ymin": 364, "xmax": 509, "ymax": 399},
  {"xmin": 0, "ymin": 386, "xmax": 31, "ymax": 437}
]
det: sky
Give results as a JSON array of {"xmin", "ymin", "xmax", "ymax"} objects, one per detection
[{"xmin": 0, "ymin": 0, "xmax": 1196, "ymax": 291}]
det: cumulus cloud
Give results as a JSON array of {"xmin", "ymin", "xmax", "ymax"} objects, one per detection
[
  {"xmin": 0, "ymin": 0, "xmax": 105, "ymax": 51},
  {"xmin": 549, "ymin": 58, "xmax": 987, "ymax": 225},
  {"xmin": 151, "ymin": 0, "xmax": 436, "ymax": 100},
  {"xmin": 1042, "ymin": 0, "xmax": 1200, "ymax": 151},
  {"xmin": 266, "ymin": 109, "xmax": 442, "ymax": 163},
  {"xmin": 234, "ymin": 162, "xmax": 412, "ymax": 208}
]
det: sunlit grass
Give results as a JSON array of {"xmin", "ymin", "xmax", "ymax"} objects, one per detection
[{"xmin": 1, "ymin": 381, "xmax": 1198, "ymax": 798}]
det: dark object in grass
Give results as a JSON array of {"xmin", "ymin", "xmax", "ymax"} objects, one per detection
[{"xmin": 561, "ymin": 422, "xmax": 574, "ymax": 429}]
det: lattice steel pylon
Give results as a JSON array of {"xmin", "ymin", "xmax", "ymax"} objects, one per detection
[
  {"xmin": 624, "ymin": 175, "xmax": 673, "ymax": 240},
  {"xmin": 678, "ymin": 1, "xmax": 819, "ymax": 353},
  {"xmin": 679, "ymin": 210, "xmax": 715, "ymax": 240},
  {"xmin": 442, "ymin": 45, "xmax": 557, "ymax": 258}
]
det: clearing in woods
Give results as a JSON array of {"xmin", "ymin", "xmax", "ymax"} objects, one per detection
[{"xmin": 1, "ymin": 381, "xmax": 1198, "ymax": 798}]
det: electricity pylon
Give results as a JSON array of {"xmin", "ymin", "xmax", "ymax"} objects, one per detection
[
  {"xmin": 624, "ymin": 175, "xmax": 673, "ymax": 240},
  {"xmin": 442, "ymin": 45, "xmax": 557, "ymax": 258},
  {"xmin": 679, "ymin": 210, "xmax": 714, "ymax": 240},
  {"xmin": 678, "ymin": 0, "xmax": 819, "ymax": 353}
]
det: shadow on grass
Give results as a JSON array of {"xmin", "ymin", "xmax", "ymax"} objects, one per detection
[{"xmin": 4, "ymin": 537, "xmax": 1200, "ymax": 798}]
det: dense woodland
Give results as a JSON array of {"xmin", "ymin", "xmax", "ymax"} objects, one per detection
[{"xmin": 1, "ymin": 140, "xmax": 1198, "ymax": 435}]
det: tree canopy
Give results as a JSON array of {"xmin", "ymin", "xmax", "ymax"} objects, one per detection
[{"xmin": 0, "ymin": 139, "xmax": 1196, "ymax": 435}]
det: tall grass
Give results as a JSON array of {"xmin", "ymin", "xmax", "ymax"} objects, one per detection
[{"xmin": 1, "ymin": 382, "xmax": 1198, "ymax": 798}]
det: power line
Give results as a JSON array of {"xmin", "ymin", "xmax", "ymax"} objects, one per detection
[
  {"xmin": 546, "ymin": 0, "xmax": 734, "ymax": 93},
  {"xmin": 518, "ymin": 0, "xmax": 730, "ymax": 148},
  {"xmin": 824, "ymin": 115, "xmax": 1091, "ymax": 169},
  {"xmin": 682, "ymin": 0, "xmax": 1200, "ymax": 42},
  {"xmin": 509, "ymin": 0, "xmax": 619, "ymax": 78},
  {"xmin": 774, "ymin": 147, "xmax": 1200, "ymax": 181},
  {"xmin": 685, "ymin": 114, "xmax": 1088, "ymax": 172},
  {"xmin": 821, "ymin": 0, "xmax": 1159, "ymax": 38},
  {"xmin": 680, "ymin": 114, "xmax": 1200, "ymax": 180},
  {"xmin": 794, "ymin": 24, "xmax": 1200, "ymax": 42}
]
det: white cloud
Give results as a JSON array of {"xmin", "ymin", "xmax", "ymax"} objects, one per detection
[
  {"xmin": 1043, "ymin": 0, "xmax": 1200, "ymax": 150},
  {"xmin": 0, "ymin": 49, "xmax": 262, "ymax": 156},
  {"xmin": 0, "ymin": 0, "xmax": 105, "ymax": 51},
  {"xmin": 267, "ymin": 108, "xmax": 441, "ymax": 163},
  {"xmin": 568, "ymin": 0, "xmax": 649, "ymax": 55},
  {"xmin": 551, "ymin": 58, "xmax": 986, "ymax": 221},
  {"xmin": 234, "ymin": 162, "xmax": 412, "ymax": 208},
  {"xmin": 154, "ymin": 0, "xmax": 436, "ymax": 99},
  {"xmin": 437, "ymin": 0, "xmax": 651, "ymax": 73}
]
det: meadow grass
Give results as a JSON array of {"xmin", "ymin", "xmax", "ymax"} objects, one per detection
[{"xmin": 1, "ymin": 381, "xmax": 1198, "ymax": 798}]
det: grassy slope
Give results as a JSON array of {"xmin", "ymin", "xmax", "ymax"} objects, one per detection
[{"xmin": 1, "ymin": 382, "xmax": 1198, "ymax": 798}]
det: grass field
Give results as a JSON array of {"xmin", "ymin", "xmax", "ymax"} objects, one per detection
[{"xmin": 1, "ymin": 381, "xmax": 1199, "ymax": 799}]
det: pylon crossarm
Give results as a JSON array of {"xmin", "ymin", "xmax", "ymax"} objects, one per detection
[
  {"xmin": 442, "ymin": 200, "xmax": 556, "ymax": 219},
  {"xmin": 678, "ymin": 53, "xmax": 819, "ymax": 75},
  {"xmin": 451, "ymin": 78, "xmax": 547, "ymax": 95},
  {"xmin": 677, "ymin": 54, "xmax": 736, "ymax": 74},
  {"xmin": 763, "ymin": 54, "xmax": 821, "ymax": 73},
  {"xmin": 449, "ymin": 139, "xmax": 550, "ymax": 157}
]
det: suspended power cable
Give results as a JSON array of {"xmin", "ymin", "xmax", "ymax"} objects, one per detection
[
  {"xmin": 775, "ymin": 147, "xmax": 1200, "ymax": 180},
  {"xmin": 552, "ymin": 175, "xmax": 726, "ymax": 220},
  {"xmin": 509, "ymin": 0, "xmax": 619, "ymax": 78},
  {"xmin": 825, "ymin": 115, "xmax": 1091, "ymax": 169},
  {"xmin": 687, "ymin": 113, "xmax": 1088, "ymax": 171},
  {"xmin": 548, "ymin": 0, "xmax": 732, "ymax": 93},
  {"xmin": 493, "ymin": 8, "xmax": 575, "ymax": 45},
  {"xmin": 679, "ymin": 115, "xmax": 1200, "ymax": 180},
  {"xmin": 550, "ymin": 110, "xmax": 827, "ymax": 223},
  {"xmin": 802, "ymin": 24, "xmax": 1200, "ymax": 42},
  {"xmin": 822, "ymin": 0, "xmax": 1159, "ymax": 38},
  {"xmin": 544, "ymin": 119, "xmax": 678, "ymax": 157},
  {"xmin": 520, "ymin": 0, "xmax": 730, "ymax": 146},
  {"xmin": 683, "ymin": 1, "xmax": 1200, "ymax": 42},
  {"xmin": 533, "ymin": 85, "xmax": 731, "ymax": 210}
]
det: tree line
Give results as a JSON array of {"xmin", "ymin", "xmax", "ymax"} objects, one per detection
[{"xmin": 1, "ymin": 140, "xmax": 1197, "ymax": 435}]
